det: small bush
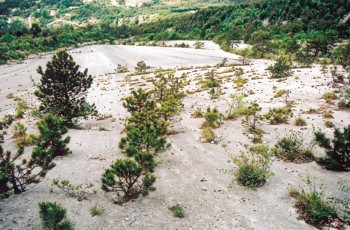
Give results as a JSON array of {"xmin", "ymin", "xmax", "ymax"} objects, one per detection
[
  {"xmin": 324, "ymin": 120, "xmax": 334, "ymax": 128},
  {"xmin": 294, "ymin": 117, "xmax": 307, "ymax": 126},
  {"xmin": 322, "ymin": 110, "xmax": 334, "ymax": 119},
  {"xmin": 323, "ymin": 91, "xmax": 338, "ymax": 104},
  {"xmin": 226, "ymin": 93, "xmax": 247, "ymax": 120},
  {"xmin": 232, "ymin": 145, "xmax": 274, "ymax": 189},
  {"xmin": 52, "ymin": 179, "xmax": 96, "ymax": 201},
  {"xmin": 314, "ymin": 125, "xmax": 350, "ymax": 171},
  {"xmin": 169, "ymin": 204, "xmax": 185, "ymax": 218},
  {"xmin": 202, "ymin": 127, "xmax": 216, "ymax": 143},
  {"xmin": 38, "ymin": 202, "xmax": 74, "ymax": 230},
  {"xmin": 273, "ymin": 132, "xmax": 314, "ymax": 163},
  {"xmin": 274, "ymin": 90, "xmax": 287, "ymax": 98},
  {"xmin": 234, "ymin": 77, "xmax": 248, "ymax": 89},
  {"xmin": 289, "ymin": 179, "xmax": 341, "ymax": 229},
  {"xmin": 265, "ymin": 107, "xmax": 293, "ymax": 124},
  {"xmin": 89, "ymin": 204, "xmax": 103, "ymax": 217},
  {"xmin": 192, "ymin": 108, "xmax": 203, "ymax": 118},
  {"xmin": 202, "ymin": 107, "xmax": 221, "ymax": 128}
]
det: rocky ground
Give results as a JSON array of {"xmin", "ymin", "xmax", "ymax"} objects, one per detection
[{"xmin": 0, "ymin": 42, "xmax": 349, "ymax": 229}]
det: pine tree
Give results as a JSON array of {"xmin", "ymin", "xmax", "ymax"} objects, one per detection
[
  {"xmin": 34, "ymin": 50, "xmax": 96, "ymax": 126},
  {"xmin": 31, "ymin": 114, "xmax": 71, "ymax": 170},
  {"xmin": 39, "ymin": 202, "xmax": 74, "ymax": 230},
  {"xmin": 0, "ymin": 114, "xmax": 70, "ymax": 197},
  {"xmin": 101, "ymin": 159, "xmax": 156, "ymax": 203},
  {"xmin": 315, "ymin": 125, "xmax": 350, "ymax": 171}
]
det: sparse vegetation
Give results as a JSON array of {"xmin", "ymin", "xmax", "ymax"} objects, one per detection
[
  {"xmin": 289, "ymin": 178, "xmax": 342, "ymax": 229},
  {"xmin": 169, "ymin": 204, "xmax": 185, "ymax": 218},
  {"xmin": 231, "ymin": 145, "xmax": 274, "ymax": 189},
  {"xmin": 135, "ymin": 61, "xmax": 149, "ymax": 74},
  {"xmin": 273, "ymin": 132, "xmax": 314, "ymax": 163},
  {"xmin": 265, "ymin": 107, "xmax": 293, "ymax": 125},
  {"xmin": 89, "ymin": 204, "xmax": 103, "ymax": 217},
  {"xmin": 52, "ymin": 179, "xmax": 96, "ymax": 201},
  {"xmin": 294, "ymin": 117, "xmax": 307, "ymax": 126}
]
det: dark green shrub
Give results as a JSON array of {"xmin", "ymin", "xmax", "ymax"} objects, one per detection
[
  {"xmin": 101, "ymin": 159, "xmax": 156, "ymax": 204},
  {"xmin": 267, "ymin": 57, "xmax": 291, "ymax": 79},
  {"xmin": 169, "ymin": 204, "xmax": 185, "ymax": 218},
  {"xmin": 31, "ymin": 114, "xmax": 71, "ymax": 170},
  {"xmin": 38, "ymin": 202, "xmax": 74, "ymax": 230},
  {"xmin": 273, "ymin": 132, "xmax": 314, "ymax": 163},
  {"xmin": 314, "ymin": 125, "xmax": 350, "ymax": 171},
  {"xmin": 202, "ymin": 107, "xmax": 221, "ymax": 128}
]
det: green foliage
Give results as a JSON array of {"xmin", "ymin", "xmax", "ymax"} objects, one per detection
[
  {"xmin": 250, "ymin": 31, "xmax": 272, "ymax": 58},
  {"xmin": 267, "ymin": 57, "xmax": 291, "ymax": 79},
  {"xmin": 38, "ymin": 201, "xmax": 74, "ymax": 230},
  {"xmin": 134, "ymin": 151, "xmax": 155, "ymax": 173},
  {"xmin": 169, "ymin": 204, "xmax": 185, "ymax": 218},
  {"xmin": 0, "ymin": 114, "xmax": 70, "ymax": 197},
  {"xmin": 101, "ymin": 159, "xmax": 156, "ymax": 204},
  {"xmin": 333, "ymin": 43, "xmax": 350, "ymax": 72},
  {"xmin": 89, "ymin": 204, "xmax": 103, "ymax": 217},
  {"xmin": 202, "ymin": 69, "xmax": 221, "ymax": 99},
  {"xmin": 265, "ymin": 107, "xmax": 292, "ymax": 125},
  {"xmin": 202, "ymin": 107, "xmax": 221, "ymax": 128},
  {"xmin": 31, "ymin": 114, "xmax": 70, "ymax": 170},
  {"xmin": 34, "ymin": 50, "xmax": 96, "ymax": 126},
  {"xmin": 289, "ymin": 178, "xmax": 339, "ymax": 228},
  {"xmin": 242, "ymin": 101, "xmax": 264, "ymax": 143},
  {"xmin": 314, "ymin": 125, "xmax": 350, "ymax": 171},
  {"xmin": 0, "ymin": 115, "xmax": 13, "ymax": 142},
  {"xmin": 152, "ymin": 72, "xmax": 184, "ymax": 125},
  {"xmin": 202, "ymin": 127, "xmax": 216, "ymax": 143},
  {"xmin": 226, "ymin": 93, "xmax": 246, "ymax": 120},
  {"xmin": 232, "ymin": 145, "xmax": 274, "ymax": 189},
  {"xmin": 273, "ymin": 132, "xmax": 314, "ymax": 163},
  {"xmin": 0, "ymin": 0, "xmax": 348, "ymax": 64}
]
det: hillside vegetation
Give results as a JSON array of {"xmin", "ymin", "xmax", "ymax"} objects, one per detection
[{"xmin": 0, "ymin": 0, "xmax": 349, "ymax": 65}]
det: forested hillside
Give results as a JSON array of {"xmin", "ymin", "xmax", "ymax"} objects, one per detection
[{"xmin": 0, "ymin": 0, "xmax": 349, "ymax": 64}]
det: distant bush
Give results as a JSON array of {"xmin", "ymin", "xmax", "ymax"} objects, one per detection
[
  {"xmin": 202, "ymin": 107, "xmax": 221, "ymax": 128},
  {"xmin": 267, "ymin": 57, "xmax": 291, "ymax": 79},
  {"xmin": 294, "ymin": 117, "xmax": 307, "ymax": 126},
  {"xmin": 265, "ymin": 107, "xmax": 293, "ymax": 124},
  {"xmin": 192, "ymin": 108, "xmax": 203, "ymax": 118}
]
